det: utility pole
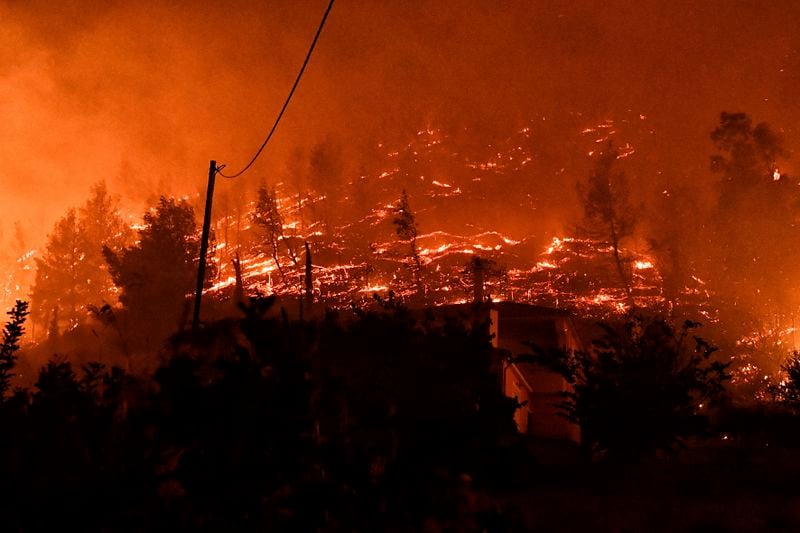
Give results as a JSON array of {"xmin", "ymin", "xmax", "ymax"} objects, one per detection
[{"xmin": 193, "ymin": 160, "xmax": 217, "ymax": 332}]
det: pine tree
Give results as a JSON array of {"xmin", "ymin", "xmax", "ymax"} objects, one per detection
[
  {"xmin": 31, "ymin": 209, "xmax": 93, "ymax": 329},
  {"xmin": 30, "ymin": 183, "xmax": 130, "ymax": 331},
  {"xmin": 393, "ymin": 190, "xmax": 423, "ymax": 296},
  {"xmin": 104, "ymin": 196, "xmax": 202, "ymax": 344},
  {"xmin": 78, "ymin": 181, "xmax": 131, "ymax": 302},
  {"xmin": 0, "ymin": 300, "xmax": 28, "ymax": 398}
]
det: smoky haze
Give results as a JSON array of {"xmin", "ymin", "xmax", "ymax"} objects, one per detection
[{"xmin": 2, "ymin": 0, "xmax": 800, "ymax": 254}]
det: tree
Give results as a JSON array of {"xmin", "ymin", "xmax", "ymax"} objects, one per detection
[
  {"xmin": 645, "ymin": 183, "xmax": 706, "ymax": 313},
  {"xmin": 0, "ymin": 300, "xmax": 28, "ymax": 398},
  {"xmin": 708, "ymin": 112, "xmax": 797, "ymax": 319},
  {"xmin": 393, "ymin": 190, "xmax": 423, "ymax": 296},
  {"xmin": 770, "ymin": 351, "xmax": 800, "ymax": 410},
  {"xmin": 711, "ymin": 112, "xmax": 785, "ymax": 199},
  {"xmin": 253, "ymin": 185, "xmax": 298, "ymax": 282},
  {"xmin": 308, "ymin": 138, "xmax": 344, "ymax": 229},
  {"xmin": 530, "ymin": 316, "xmax": 729, "ymax": 462},
  {"xmin": 577, "ymin": 143, "xmax": 637, "ymax": 306},
  {"xmin": 79, "ymin": 181, "xmax": 131, "ymax": 293},
  {"xmin": 31, "ymin": 209, "xmax": 93, "ymax": 329},
  {"xmin": 47, "ymin": 305, "xmax": 59, "ymax": 343},
  {"xmin": 103, "ymin": 196, "xmax": 204, "ymax": 346},
  {"xmin": 308, "ymin": 138, "xmax": 344, "ymax": 196},
  {"xmin": 31, "ymin": 183, "xmax": 130, "ymax": 331}
]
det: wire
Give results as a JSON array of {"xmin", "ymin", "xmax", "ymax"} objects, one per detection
[{"xmin": 218, "ymin": 0, "xmax": 335, "ymax": 179}]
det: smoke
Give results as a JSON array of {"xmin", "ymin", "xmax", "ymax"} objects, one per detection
[{"xmin": 1, "ymin": 0, "xmax": 800, "ymax": 263}]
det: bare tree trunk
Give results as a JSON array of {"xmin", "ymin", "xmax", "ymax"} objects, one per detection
[
  {"xmin": 232, "ymin": 254, "xmax": 244, "ymax": 304},
  {"xmin": 611, "ymin": 229, "xmax": 634, "ymax": 308},
  {"xmin": 270, "ymin": 231, "xmax": 287, "ymax": 282}
]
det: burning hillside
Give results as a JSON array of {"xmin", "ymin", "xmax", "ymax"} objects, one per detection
[
  {"xmin": 7, "ymin": 114, "xmax": 798, "ymax": 398},
  {"xmin": 200, "ymin": 122, "xmax": 708, "ymax": 319},
  {"xmin": 1, "ymin": 120, "xmax": 716, "ymax": 324}
]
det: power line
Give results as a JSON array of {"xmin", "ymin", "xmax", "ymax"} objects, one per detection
[{"xmin": 218, "ymin": 0, "xmax": 335, "ymax": 179}]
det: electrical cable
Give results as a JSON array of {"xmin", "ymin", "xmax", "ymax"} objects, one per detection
[{"xmin": 218, "ymin": 0, "xmax": 335, "ymax": 179}]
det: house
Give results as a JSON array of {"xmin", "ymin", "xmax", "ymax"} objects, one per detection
[{"xmin": 423, "ymin": 302, "xmax": 584, "ymax": 442}]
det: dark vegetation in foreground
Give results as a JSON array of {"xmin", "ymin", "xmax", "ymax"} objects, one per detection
[
  {"xmin": 3, "ymin": 299, "xmax": 800, "ymax": 530},
  {"xmin": 3, "ymin": 298, "xmax": 525, "ymax": 530}
]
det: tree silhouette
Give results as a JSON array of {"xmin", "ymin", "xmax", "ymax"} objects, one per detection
[
  {"xmin": 770, "ymin": 351, "xmax": 800, "ymax": 409},
  {"xmin": 0, "ymin": 293, "xmax": 526, "ymax": 529},
  {"xmin": 79, "ymin": 181, "xmax": 132, "ymax": 298},
  {"xmin": 31, "ymin": 209, "xmax": 92, "ymax": 329},
  {"xmin": 577, "ymin": 142, "xmax": 637, "ymax": 306},
  {"xmin": 645, "ymin": 182, "xmax": 705, "ymax": 313},
  {"xmin": 0, "ymin": 300, "xmax": 28, "ymax": 398},
  {"xmin": 708, "ymin": 112, "xmax": 798, "ymax": 319},
  {"xmin": 104, "ymin": 196, "xmax": 204, "ymax": 348},
  {"xmin": 308, "ymin": 138, "xmax": 344, "ymax": 195},
  {"xmin": 711, "ymin": 112, "xmax": 786, "ymax": 195},
  {"xmin": 530, "ymin": 316, "xmax": 729, "ymax": 462},
  {"xmin": 31, "ymin": 183, "xmax": 130, "ymax": 331},
  {"xmin": 253, "ymin": 185, "xmax": 297, "ymax": 282},
  {"xmin": 308, "ymin": 138, "xmax": 344, "ymax": 230},
  {"xmin": 393, "ymin": 190, "xmax": 423, "ymax": 296}
]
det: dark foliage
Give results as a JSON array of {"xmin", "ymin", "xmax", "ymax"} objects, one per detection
[
  {"xmin": 0, "ymin": 298, "xmax": 524, "ymax": 530},
  {"xmin": 708, "ymin": 112, "xmax": 799, "ymax": 319},
  {"xmin": 529, "ymin": 315, "xmax": 730, "ymax": 462},
  {"xmin": 769, "ymin": 351, "xmax": 800, "ymax": 409},
  {"xmin": 0, "ymin": 300, "xmax": 28, "ymax": 397},
  {"xmin": 393, "ymin": 189, "xmax": 424, "ymax": 296},
  {"xmin": 103, "ymin": 196, "xmax": 211, "ymax": 352}
]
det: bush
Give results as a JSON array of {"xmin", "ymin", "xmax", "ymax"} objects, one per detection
[{"xmin": 530, "ymin": 315, "xmax": 730, "ymax": 461}]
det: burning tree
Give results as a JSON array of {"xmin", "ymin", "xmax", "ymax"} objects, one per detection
[
  {"xmin": 393, "ymin": 190, "xmax": 423, "ymax": 297},
  {"xmin": 253, "ymin": 185, "xmax": 298, "ymax": 282},
  {"xmin": 577, "ymin": 142, "xmax": 637, "ymax": 306}
]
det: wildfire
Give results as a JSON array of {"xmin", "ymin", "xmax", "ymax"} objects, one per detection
[{"xmin": 0, "ymin": 123, "xmax": 708, "ymax": 324}]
